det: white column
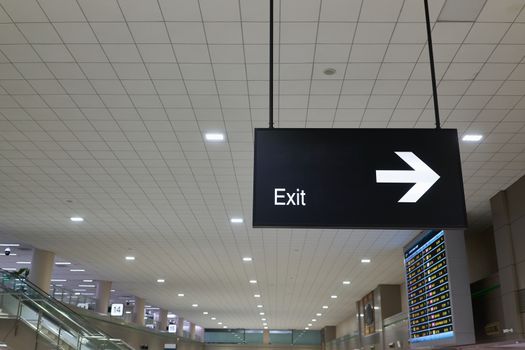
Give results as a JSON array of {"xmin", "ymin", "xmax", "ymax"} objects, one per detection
[
  {"xmin": 28, "ymin": 248, "xmax": 55, "ymax": 293},
  {"xmin": 95, "ymin": 280, "xmax": 112, "ymax": 314},
  {"xmin": 263, "ymin": 329, "xmax": 270, "ymax": 344},
  {"xmin": 176, "ymin": 317, "xmax": 184, "ymax": 337},
  {"xmin": 190, "ymin": 322, "xmax": 196, "ymax": 339},
  {"xmin": 159, "ymin": 309, "xmax": 168, "ymax": 331},
  {"xmin": 133, "ymin": 297, "xmax": 145, "ymax": 326}
]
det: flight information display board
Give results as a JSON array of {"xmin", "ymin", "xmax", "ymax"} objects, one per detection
[{"xmin": 404, "ymin": 230, "xmax": 453, "ymax": 343}]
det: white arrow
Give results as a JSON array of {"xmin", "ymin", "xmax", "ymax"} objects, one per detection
[{"xmin": 376, "ymin": 152, "xmax": 440, "ymax": 203}]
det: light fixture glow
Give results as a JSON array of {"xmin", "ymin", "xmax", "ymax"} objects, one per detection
[
  {"xmin": 231, "ymin": 218, "xmax": 244, "ymax": 224},
  {"xmin": 322, "ymin": 305, "xmax": 328, "ymax": 309},
  {"xmin": 249, "ymin": 280, "xmax": 257, "ymax": 284},
  {"xmin": 125, "ymin": 256, "xmax": 135, "ymax": 261},
  {"xmin": 177, "ymin": 293, "xmax": 184, "ymax": 297},
  {"xmin": 261, "ymin": 318, "xmax": 266, "ymax": 321},
  {"xmin": 312, "ymin": 319, "xmax": 317, "ymax": 322},
  {"xmin": 316, "ymin": 313, "xmax": 322, "ymax": 316},
  {"xmin": 223, "ymin": 326, "xmax": 228, "ymax": 329},
  {"xmin": 263, "ymin": 322, "xmax": 268, "ymax": 326},
  {"xmin": 361, "ymin": 258, "xmax": 371, "ymax": 263},
  {"xmin": 331, "ymin": 295, "xmax": 337, "ymax": 299},
  {"xmin": 0, "ymin": 244, "xmax": 19, "ymax": 247},
  {"xmin": 157, "ymin": 279, "xmax": 165, "ymax": 283},
  {"xmin": 259, "ymin": 312, "xmax": 265, "ymax": 315},
  {"xmin": 462, "ymin": 134, "xmax": 483, "ymax": 142},
  {"xmin": 308, "ymin": 323, "xmax": 312, "ymax": 327},
  {"xmin": 343, "ymin": 281, "xmax": 351, "ymax": 285},
  {"xmin": 203, "ymin": 311, "xmax": 208, "ymax": 315},
  {"xmin": 257, "ymin": 304, "xmax": 263, "ymax": 308},
  {"xmin": 242, "ymin": 257, "xmax": 252, "ymax": 262},
  {"xmin": 192, "ymin": 304, "xmax": 198, "ymax": 307},
  {"xmin": 305, "ymin": 327, "xmax": 309, "ymax": 330},
  {"xmin": 70, "ymin": 217, "xmax": 84, "ymax": 222},
  {"xmin": 51, "ymin": 279, "xmax": 67, "ymax": 282},
  {"xmin": 254, "ymin": 294, "xmax": 261, "ymax": 298},
  {"xmin": 205, "ymin": 133, "xmax": 225, "ymax": 141},
  {"xmin": 82, "ymin": 279, "xmax": 93, "ymax": 282},
  {"xmin": 264, "ymin": 326, "xmax": 268, "ymax": 329},
  {"xmin": 16, "ymin": 261, "xmax": 30, "ymax": 264},
  {"xmin": 55, "ymin": 262, "xmax": 71, "ymax": 265},
  {"xmin": 218, "ymin": 322, "xmax": 223, "ymax": 325},
  {"xmin": 78, "ymin": 284, "xmax": 96, "ymax": 288},
  {"xmin": 70, "ymin": 269, "xmax": 85, "ymax": 272},
  {"xmin": 211, "ymin": 317, "xmax": 216, "ymax": 320}
]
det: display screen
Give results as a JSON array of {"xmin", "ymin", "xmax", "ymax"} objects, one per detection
[{"xmin": 404, "ymin": 230, "xmax": 454, "ymax": 343}]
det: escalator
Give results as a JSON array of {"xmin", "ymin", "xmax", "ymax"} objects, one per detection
[{"xmin": 0, "ymin": 269, "xmax": 134, "ymax": 349}]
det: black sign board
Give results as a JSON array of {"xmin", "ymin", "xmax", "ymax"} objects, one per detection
[{"xmin": 252, "ymin": 128, "xmax": 467, "ymax": 229}]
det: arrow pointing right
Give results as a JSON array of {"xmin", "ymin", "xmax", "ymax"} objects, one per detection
[{"xmin": 376, "ymin": 152, "xmax": 440, "ymax": 203}]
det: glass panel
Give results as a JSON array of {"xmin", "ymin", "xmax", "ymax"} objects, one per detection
[
  {"xmin": 205, "ymin": 329, "xmax": 245, "ymax": 343},
  {"xmin": 0, "ymin": 292, "xmax": 20, "ymax": 315},
  {"xmin": 269, "ymin": 330, "xmax": 292, "ymax": 344},
  {"xmin": 245, "ymin": 329, "xmax": 263, "ymax": 344},
  {"xmin": 293, "ymin": 330, "xmax": 322, "ymax": 345}
]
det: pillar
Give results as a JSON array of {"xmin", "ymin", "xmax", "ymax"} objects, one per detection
[
  {"xmin": 95, "ymin": 280, "xmax": 112, "ymax": 314},
  {"xmin": 133, "ymin": 297, "xmax": 145, "ymax": 326},
  {"xmin": 491, "ymin": 189, "xmax": 524, "ymax": 338},
  {"xmin": 159, "ymin": 309, "xmax": 168, "ymax": 331},
  {"xmin": 263, "ymin": 329, "xmax": 270, "ymax": 344},
  {"xmin": 28, "ymin": 248, "xmax": 55, "ymax": 292},
  {"xmin": 176, "ymin": 317, "xmax": 184, "ymax": 337},
  {"xmin": 190, "ymin": 322, "xmax": 196, "ymax": 339}
]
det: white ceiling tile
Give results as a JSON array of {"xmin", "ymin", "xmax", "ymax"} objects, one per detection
[
  {"xmin": 465, "ymin": 23, "xmax": 510, "ymax": 44},
  {"xmin": 281, "ymin": 23, "xmax": 317, "ymax": 44},
  {"xmin": 91, "ymin": 80, "xmax": 124, "ymax": 94},
  {"xmin": 320, "ymin": 0, "xmax": 361, "ymax": 21},
  {"xmin": 15, "ymin": 63, "xmax": 54, "ymax": 79},
  {"xmin": 77, "ymin": 0, "xmax": 123, "ymax": 21},
  {"xmin": 54, "ymin": 23, "xmax": 98, "ymax": 44},
  {"xmin": 280, "ymin": 44, "xmax": 315, "ymax": 63},
  {"xmin": 128, "ymin": 22, "xmax": 169, "ymax": 44},
  {"xmin": 113, "ymin": 63, "xmax": 150, "ymax": 79},
  {"xmin": 476, "ymin": 63, "xmax": 516, "ymax": 80},
  {"xmin": 209, "ymin": 45, "xmax": 245, "ymax": 64},
  {"xmin": 282, "ymin": 0, "xmax": 321, "ymax": 21},
  {"xmin": 33, "ymin": 45, "xmax": 74, "ymax": 62},
  {"xmin": 118, "ymin": 0, "xmax": 162, "ymax": 21},
  {"xmin": 432, "ymin": 23, "xmax": 472, "ymax": 44},
  {"xmin": 146, "ymin": 64, "xmax": 182, "ymax": 80},
  {"xmin": 205, "ymin": 23, "xmax": 243, "ymax": 45},
  {"xmin": 354, "ymin": 23, "xmax": 396, "ymax": 44},
  {"xmin": 0, "ymin": 0, "xmax": 47, "ymax": 22},
  {"xmin": 47, "ymin": 63, "xmax": 85, "ymax": 79},
  {"xmin": 174, "ymin": 45, "xmax": 210, "ymax": 64},
  {"xmin": 91, "ymin": 23, "xmax": 133, "ymax": 44},
  {"xmin": 166, "ymin": 23, "xmax": 206, "ymax": 44},
  {"xmin": 1, "ymin": 44, "xmax": 39, "ymax": 61},
  {"xmin": 360, "ymin": 0, "xmax": 404, "ymax": 22},
  {"xmin": 60, "ymin": 79, "xmax": 96, "ymax": 94},
  {"xmin": 180, "ymin": 64, "xmax": 214, "ymax": 80},
  {"xmin": 444, "ymin": 63, "xmax": 483, "ymax": 80},
  {"xmin": 68, "ymin": 44, "xmax": 107, "ymax": 63},
  {"xmin": 0, "ymin": 24, "xmax": 26, "ymax": 44},
  {"xmin": 391, "ymin": 23, "xmax": 427, "ymax": 44},
  {"xmin": 103, "ymin": 44, "xmax": 141, "ymax": 63},
  {"xmin": 200, "ymin": 0, "xmax": 240, "ymax": 21},
  {"xmin": 317, "ymin": 23, "xmax": 356, "ymax": 44},
  {"xmin": 38, "ymin": 0, "xmax": 85, "ymax": 22},
  {"xmin": 345, "ymin": 63, "xmax": 381, "ymax": 79},
  {"xmin": 314, "ymin": 44, "xmax": 350, "ymax": 63},
  {"xmin": 350, "ymin": 45, "xmax": 387, "ymax": 63},
  {"xmin": 454, "ymin": 45, "xmax": 496, "ymax": 63},
  {"xmin": 384, "ymin": 44, "xmax": 423, "ymax": 63},
  {"xmin": 477, "ymin": 0, "xmax": 525, "ymax": 22},
  {"xmin": 138, "ymin": 44, "xmax": 176, "ymax": 63},
  {"xmin": 17, "ymin": 23, "xmax": 62, "ymax": 44},
  {"xmin": 79, "ymin": 63, "xmax": 117, "ymax": 79}
]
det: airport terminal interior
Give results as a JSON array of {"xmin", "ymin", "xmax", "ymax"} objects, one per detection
[{"xmin": 0, "ymin": 0, "xmax": 525, "ymax": 349}]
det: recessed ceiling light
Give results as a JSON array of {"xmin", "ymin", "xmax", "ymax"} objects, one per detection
[
  {"xmin": 78, "ymin": 284, "xmax": 95, "ymax": 288},
  {"xmin": 218, "ymin": 322, "xmax": 223, "ymax": 325},
  {"xmin": 70, "ymin": 217, "xmax": 84, "ymax": 222},
  {"xmin": 322, "ymin": 305, "xmax": 328, "ymax": 309},
  {"xmin": 343, "ymin": 281, "xmax": 351, "ymax": 285},
  {"xmin": 203, "ymin": 311, "xmax": 208, "ymax": 315},
  {"xmin": 231, "ymin": 218, "xmax": 244, "ymax": 224},
  {"xmin": 361, "ymin": 258, "xmax": 371, "ymax": 263},
  {"xmin": 316, "ymin": 313, "xmax": 322, "ymax": 316},
  {"xmin": 2, "ymin": 268, "xmax": 16, "ymax": 271},
  {"xmin": 70, "ymin": 269, "xmax": 85, "ymax": 272},
  {"xmin": 211, "ymin": 317, "xmax": 216, "ymax": 320},
  {"xmin": 308, "ymin": 323, "xmax": 312, "ymax": 327},
  {"xmin": 0, "ymin": 244, "xmax": 19, "ymax": 247},
  {"xmin": 462, "ymin": 134, "xmax": 483, "ymax": 142},
  {"xmin": 254, "ymin": 294, "xmax": 261, "ymax": 298},
  {"xmin": 249, "ymin": 280, "xmax": 257, "ymax": 284},
  {"xmin": 177, "ymin": 293, "xmax": 184, "ymax": 297},
  {"xmin": 125, "ymin": 256, "xmax": 135, "ymax": 261},
  {"xmin": 110, "ymin": 289, "xmax": 115, "ymax": 292},
  {"xmin": 331, "ymin": 295, "xmax": 337, "ymax": 299},
  {"xmin": 51, "ymin": 279, "xmax": 67, "ymax": 282},
  {"xmin": 261, "ymin": 318, "xmax": 266, "ymax": 321},
  {"xmin": 259, "ymin": 312, "xmax": 265, "ymax": 315},
  {"xmin": 263, "ymin": 322, "xmax": 268, "ymax": 326},
  {"xmin": 242, "ymin": 257, "xmax": 252, "ymax": 262},
  {"xmin": 192, "ymin": 304, "xmax": 198, "ymax": 307},
  {"xmin": 55, "ymin": 262, "xmax": 71, "ymax": 265},
  {"xmin": 125, "ymin": 311, "xmax": 132, "ymax": 314},
  {"xmin": 305, "ymin": 327, "xmax": 309, "ymax": 330},
  {"xmin": 205, "ymin": 133, "xmax": 225, "ymax": 142},
  {"xmin": 312, "ymin": 319, "xmax": 317, "ymax": 322},
  {"xmin": 323, "ymin": 68, "xmax": 336, "ymax": 76},
  {"xmin": 83, "ymin": 279, "xmax": 93, "ymax": 282},
  {"xmin": 257, "ymin": 304, "xmax": 263, "ymax": 308},
  {"xmin": 264, "ymin": 326, "xmax": 268, "ymax": 329},
  {"xmin": 223, "ymin": 326, "xmax": 228, "ymax": 329},
  {"xmin": 157, "ymin": 279, "xmax": 165, "ymax": 283},
  {"xmin": 16, "ymin": 261, "xmax": 30, "ymax": 264}
]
